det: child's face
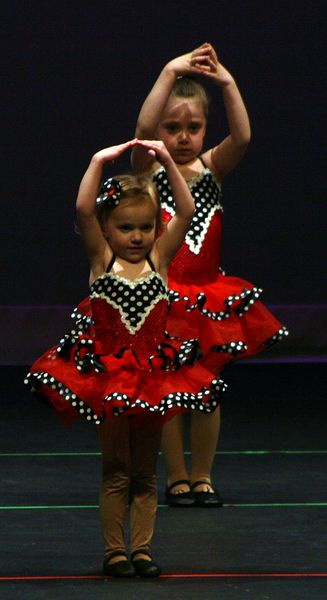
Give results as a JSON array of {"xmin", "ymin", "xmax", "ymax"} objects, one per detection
[
  {"xmin": 156, "ymin": 97, "xmax": 207, "ymax": 164},
  {"xmin": 103, "ymin": 198, "xmax": 157, "ymax": 263}
]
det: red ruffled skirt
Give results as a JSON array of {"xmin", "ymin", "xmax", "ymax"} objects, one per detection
[
  {"xmin": 167, "ymin": 271, "xmax": 288, "ymax": 374},
  {"xmin": 25, "ymin": 299, "xmax": 226, "ymax": 427}
]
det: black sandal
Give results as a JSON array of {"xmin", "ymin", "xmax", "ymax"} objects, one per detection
[
  {"xmin": 165, "ymin": 479, "xmax": 195, "ymax": 507},
  {"xmin": 103, "ymin": 550, "xmax": 135, "ymax": 577},
  {"xmin": 131, "ymin": 550, "xmax": 161, "ymax": 578},
  {"xmin": 191, "ymin": 480, "xmax": 223, "ymax": 507}
]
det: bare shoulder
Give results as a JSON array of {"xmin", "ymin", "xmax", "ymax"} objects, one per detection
[{"xmin": 200, "ymin": 149, "xmax": 223, "ymax": 183}]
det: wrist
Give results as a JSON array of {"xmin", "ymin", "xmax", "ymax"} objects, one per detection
[
  {"xmin": 214, "ymin": 73, "xmax": 236, "ymax": 88},
  {"xmin": 220, "ymin": 79, "xmax": 241, "ymax": 99},
  {"xmin": 163, "ymin": 61, "xmax": 181, "ymax": 80},
  {"xmin": 210, "ymin": 63, "xmax": 235, "ymax": 88},
  {"xmin": 161, "ymin": 153, "xmax": 176, "ymax": 170}
]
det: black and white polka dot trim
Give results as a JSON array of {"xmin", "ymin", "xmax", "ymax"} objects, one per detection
[
  {"xmin": 178, "ymin": 338, "xmax": 203, "ymax": 364},
  {"xmin": 57, "ymin": 308, "xmax": 94, "ymax": 358},
  {"xmin": 153, "ymin": 167, "xmax": 223, "ymax": 256},
  {"xmin": 24, "ymin": 372, "xmax": 103, "ymax": 425},
  {"xmin": 104, "ymin": 377, "xmax": 227, "ymax": 417},
  {"xmin": 74, "ymin": 338, "xmax": 105, "ymax": 373},
  {"xmin": 211, "ymin": 341, "xmax": 248, "ymax": 356},
  {"xmin": 90, "ymin": 271, "xmax": 168, "ymax": 334},
  {"xmin": 169, "ymin": 287, "xmax": 263, "ymax": 321},
  {"xmin": 232, "ymin": 288, "xmax": 263, "ymax": 317},
  {"xmin": 24, "ymin": 373, "xmax": 226, "ymax": 423},
  {"xmin": 147, "ymin": 337, "xmax": 202, "ymax": 371},
  {"xmin": 262, "ymin": 326, "xmax": 289, "ymax": 349}
]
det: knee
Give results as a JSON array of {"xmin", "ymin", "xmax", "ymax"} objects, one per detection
[
  {"xmin": 102, "ymin": 459, "xmax": 130, "ymax": 487},
  {"xmin": 130, "ymin": 471, "xmax": 157, "ymax": 496}
]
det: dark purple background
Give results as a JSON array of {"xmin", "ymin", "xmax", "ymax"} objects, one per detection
[{"xmin": 2, "ymin": 0, "xmax": 326, "ymax": 306}]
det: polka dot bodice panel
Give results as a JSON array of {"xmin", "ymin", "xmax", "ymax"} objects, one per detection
[
  {"xmin": 153, "ymin": 166, "xmax": 223, "ymax": 281},
  {"xmin": 90, "ymin": 271, "xmax": 169, "ymax": 358}
]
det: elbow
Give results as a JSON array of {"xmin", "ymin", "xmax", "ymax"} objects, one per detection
[
  {"xmin": 75, "ymin": 200, "xmax": 85, "ymax": 215},
  {"xmin": 242, "ymin": 124, "xmax": 252, "ymax": 147},
  {"xmin": 244, "ymin": 129, "xmax": 252, "ymax": 146},
  {"xmin": 236, "ymin": 132, "xmax": 251, "ymax": 156},
  {"xmin": 135, "ymin": 119, "xmax": 155, "ymax": 140},
  {"xmin": 75, "ymin": 202, "xmax": 94, "ymax": 219},
  {"xmin": 179, "ymin": 207, "xmax": 195, "ymax": 224},
  {"xmin": 75, "ymin": 206, "xmax": 85, "ymax": 224},
  {"xmin": 234, "ymin": 122, "xmax": 251, "ymax": 149},
  {"xmin": 186, "ymin": 205, "xmax": 196, "ymax": 221},
  {"xmin": 229, "ymin": 129, "xmax": 251, "ymax": 156}
]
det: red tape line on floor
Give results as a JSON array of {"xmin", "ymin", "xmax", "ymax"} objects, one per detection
[{"xmin": 1, "ymin": 573, "xmax": 327, "ymax": 581}]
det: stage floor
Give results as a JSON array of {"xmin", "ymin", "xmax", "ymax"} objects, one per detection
[{"xmin": 1, "ymin": 363, "xmax": 326, "ymax": 599}]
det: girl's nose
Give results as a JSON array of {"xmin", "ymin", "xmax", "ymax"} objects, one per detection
[
  {"xmin": 179, "ymin": 130, "xmax": 189, "ymax": 142},
  {"xmin": 131, "ymin": 230, "xmax": 142, "ymax": 243}
]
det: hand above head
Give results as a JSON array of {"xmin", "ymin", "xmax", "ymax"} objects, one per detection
[
  {"xmin": 76, "ymin": 139, "xmax": 138, "ymax": 220},
  {"xmin": 164, "ymin": 42, "xmax": 216, "ymax": 76},
  {"xmin": 133, "ymin": 139, "xmax": 173, "ymax": 169},
  {"xmin": 190, "ymin": 42, "xmax": 218, "ymax": 72},
  {"xmin": 92, "ymin": 139, "xmax": 138, "ymax": 165},
  {"xmin": 191, "ymin": 43, "xmax": 235, "ymax": 87},
  {"xmin": 165, "ymin": 43, "xmax": 234, "ymax": 87},
  {"xmin": 165, "ymin": 47, "xmax": 208, "ymax": 77}
]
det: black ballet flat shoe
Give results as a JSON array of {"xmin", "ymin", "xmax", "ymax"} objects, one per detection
[
  {"xmin": 191, "ymin": 480, "xmax": 223, "ymax": 507},
  {"xmin": 131, "ymin": 553, "xmax": 161, "ymax": 578},
  {"xmin": 103, "ymin": 551, "xmax": 136, "ymax": 578},
  {"xmin": 165, "ymin": 479, "xmax": 195, "ymax": 507},
  {"xmin": 132, "ymin": 558, "xmax": 161, "ymax": 578}
]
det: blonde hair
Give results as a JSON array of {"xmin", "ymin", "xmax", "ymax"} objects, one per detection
[{"xmin": 96, "ymin": 174, "xmax": 163, "ymax": 234}]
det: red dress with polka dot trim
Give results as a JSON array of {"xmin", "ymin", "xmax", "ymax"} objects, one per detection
[
  {"xmin": 153, "ymin": 166, "xmax": 288, "ymax": 375},
  {"xmin": 26, "ymin": 268, "xmax": 226, "ymax": 427}
]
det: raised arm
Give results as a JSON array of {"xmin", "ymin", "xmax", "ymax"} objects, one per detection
[
  {"xmin": 132, "ymin": 49, "xmax": 204, "ymax": 173},
  {"xmin": 76, "ymin": 140, "xmax": 136, "ymax": 277},
  {"xmin": 134, "ymin": 140, "xmax": 195, "ymax": 272},
  {"xmin": 132, "ymin": 43, "xmax": 251, "ymax": 181},
  {"xmin": 197, "ymin": 44, "xmax": 251, "ymax": 180}
]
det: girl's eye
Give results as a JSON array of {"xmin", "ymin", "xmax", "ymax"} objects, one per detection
[{"xmin": 166, "ymin": 124, "xmax": 179, "ymax": 133}]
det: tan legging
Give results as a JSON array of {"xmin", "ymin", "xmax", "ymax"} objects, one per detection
[{"xmin": 97, "ymin": 414, "xmax": 163, "ymax": 560}]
